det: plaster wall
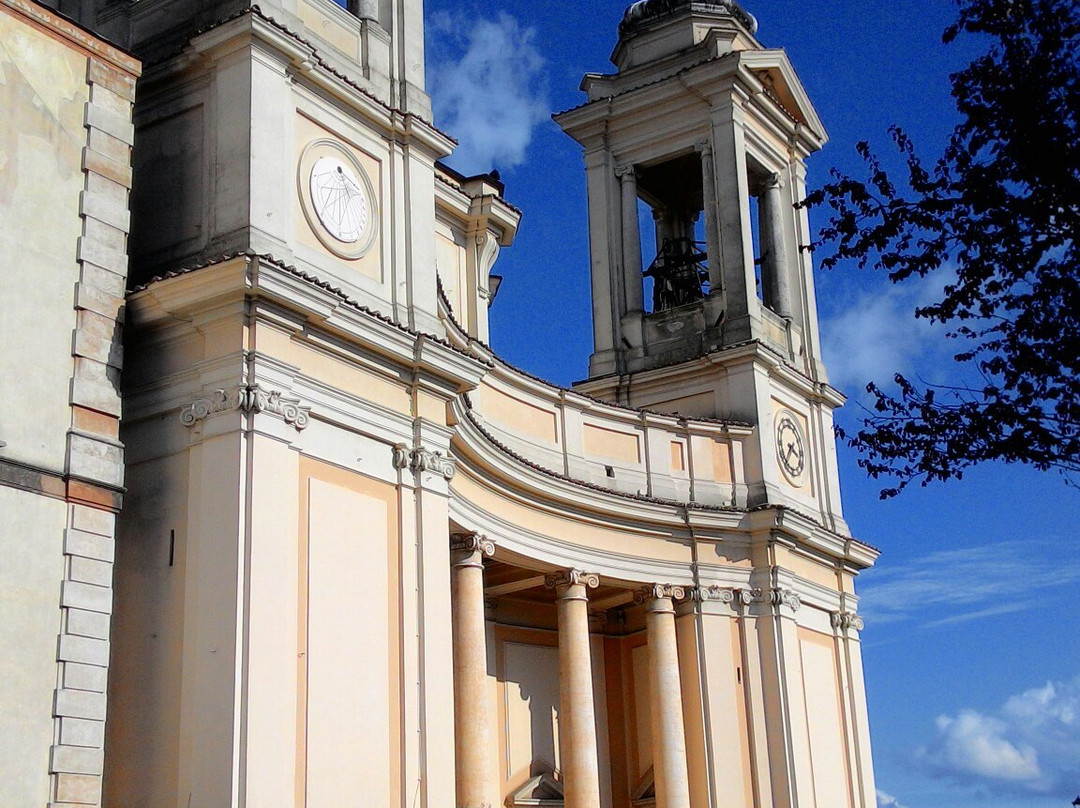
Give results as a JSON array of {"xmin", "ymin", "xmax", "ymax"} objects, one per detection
[
  {"xmin": 799, "ymin": 629, "xmax": 854, "ymax": 808},
  {"xmin": 0, "ymin": 10, "xmax": 86, "ymax": 468},
  {"xmin": 0, "ymin": 487, "xmax": 66, "ymax": 807}
]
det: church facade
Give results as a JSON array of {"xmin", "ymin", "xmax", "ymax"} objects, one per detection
[{"xmin": 0, "ymin": 1, "xmax": 879, "ymax": 807}]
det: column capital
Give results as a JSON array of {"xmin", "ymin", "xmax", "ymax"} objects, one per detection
[
  {"xmin": 695, "ymin": 585, "xmax": 736, "ymax": 604},
  {"xmin": 450, "ymin": 532, "xmax": 495, "ymax": 556},
  {"xmin": 545, "ymin": 569, "xmax": 600, "ymax": 598},
  {"xmin": 831, "ymin": 610, "xmax": 864, "ymax": 632},
  {"xmin": 634, "ymin": 583, "xmax": 687, "ymax": 608},
  {"xmin": 737, "ymin": 587, "xmax": 801, "ymax": 613},
  {"xmin": 615, "ymin": 163, "xmax": 638, "ymax": 180},
  {"xmin": 450, "ymin": 532, "xmax": 494, "ymax": 568},
  {"xmin": 694, "ymin": 138, "xmax": 712, "ymax": 157},
  {"xmin": 393, "ymin": 443, "xmax": 456, "ymax": 481}
]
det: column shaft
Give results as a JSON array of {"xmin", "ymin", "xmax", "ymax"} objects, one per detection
[
  {"xmin": 451, "ymin": 536, "xmax": 496, "ymax": 808},
  {"xmin": 619, "ymin": 166, "xmax": 645, "ymax": 314},
  {"xmin": 761, "ymin": 177, "xmax": 792, "ymax": 317},
  {"xmin": 698, "ymin": 141, "xmax": 723, "ymax": 293},
  {"xmin": 549, "ymin": 571, "xmax": 602, "ymax": 808},
  {"xmin": 642, "ymin": 587, "xmax": 691, "ymax": 808}
]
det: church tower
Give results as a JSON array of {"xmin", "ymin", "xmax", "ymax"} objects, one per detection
[{"xmin": 557, "ymin": 0, "xmax": 847, "ymax": 526}]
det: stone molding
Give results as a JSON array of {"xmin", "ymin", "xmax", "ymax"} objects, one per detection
[
  {"xmin": 180, "ymin": 384, "xmax": 311, "ymax": 431},
  {"xmin": 392, "ymin": 444, "xmax": 456, "ymax": 481},
  {"xmin": 737, "ymin": 587, "xmax": 801, "ymax": 612},
  {"xmin": 545, "ymin": 569, "xmax": 600, "ymax": 591},
  {"xmin": 830, "ymin": 611, "xmax": 865, "ymax": 631}
]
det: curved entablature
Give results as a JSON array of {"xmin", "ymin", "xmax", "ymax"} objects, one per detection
[{"xmin": 438, "ymin": 288, "xmax": 754, "ymax": 506}]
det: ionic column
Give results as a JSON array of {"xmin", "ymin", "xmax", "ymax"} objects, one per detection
[
  {"xmin": 546, "ymin": 569, "xmax": 603, "ymax": 808},
  {"xmin": 696, "ymin": 140, "xmax": 723, "ymax": 293},
  {"xmin": 616, "ymin": 164, "xmax": 645, "ymax": 314},
  {"xmin": 760, "ymin": 172, "xmax": 792, "ymax": 317},
  {"xmin": 451, "ymin": 533, "xmax": 497, "ymax": 808},
  {"xmin": 636, "ymin": 584, "xmax": 692, "ymax": 808}
]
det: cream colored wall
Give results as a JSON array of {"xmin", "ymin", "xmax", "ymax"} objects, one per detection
[
  {"xmin": 799, "ymin": 629, "xmax": 854, "ymax": 808},
  {"xmin": 697, "ymin": 613, "xmax": 756, "ymax": 808},
  {"xmin": 493, "ymin": 625, "xmax": 613, "ymax": 806},
  {"xmin": 0, "ymin": 9, "xmax": 86, "ymax": 469},
  {"xmin": 300, "ymin": 462, "xmax": 402, "ymax": 807},
  {"xmin": 254, "ymin": 322, "xmax": 412, "ymax": 414},
  {"xmin": 0, "ymin": 488, "xmax": 66, "ymax": 807},
  {"xmin": 436, "ymin": 225, "xmax": 470, "ymax": 331}
]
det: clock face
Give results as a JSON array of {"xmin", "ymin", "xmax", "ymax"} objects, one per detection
[
  {"xmin": 775, "ymin": 412, "xmax": 806, "ymax": 482},
  {"xmin": 297, "ymin": 139, "xmax": 378, "ymax": 260},
  {"xmin": 309, "ymin": 156, "xmax": 369, "ymax": 243}
]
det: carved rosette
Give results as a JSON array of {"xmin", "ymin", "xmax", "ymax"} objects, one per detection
[
  {"xmin": 830, "ymin": 611, "xmax": 865, "ymax": 632},
  {"xmin": 545, "ymin": 569, "xmax": 601, "ymax": 592},
  {"xmin": 633, "ymin": 583, "xmax": 687, "ymax": 605},
  {"xmin": 180, "ymin": 385, "xmax": 310, "ymax": 431},
  {"xmin": 392, "ymin": 444, "xmax": 456, "ymax": 481},
  {"xmin": 737, "ymin": 587, "xmax": 801, "ymax": 613}
]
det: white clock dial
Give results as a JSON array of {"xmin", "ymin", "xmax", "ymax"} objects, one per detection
[
  {"xmin": 309, "ymin": 156, "xmax": 369, "ymax": 243},
  {"xmin": 775, "ymin": 412, "xmax": 806, "ymax": 482}
]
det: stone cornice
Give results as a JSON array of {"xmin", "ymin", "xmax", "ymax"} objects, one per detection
[{"xmin": 128, "ymin": 254, "xmax": 491, "ymax": 396}]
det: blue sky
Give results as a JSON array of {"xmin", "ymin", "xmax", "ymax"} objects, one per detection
[{"xmin": 422, "ymin": 2, "xmax": 1080, "ymax": 807}]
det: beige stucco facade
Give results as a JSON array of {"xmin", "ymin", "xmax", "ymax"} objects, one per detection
[{"xmin": 1, "ymin": 1, "xmax": 879, "ymax": 807}]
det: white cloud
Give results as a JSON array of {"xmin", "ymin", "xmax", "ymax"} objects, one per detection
[
  {"xmin": 819, "ymin": 267, "xmax": 957, "ymax": 398},
  {"xmin": 917, "ymin": 676, "xmax": 1080, "ymax": 794},
  {"xmin": 856, "ymin": 540, "xmax": 1080, "ymax": 627},
  {"xmin": 427, "ymin": 11, "xmax": 550, "ymax": 175},
  {"xmin": 876, "ymin": 788, "xmax": 911, "ymax": 808}
]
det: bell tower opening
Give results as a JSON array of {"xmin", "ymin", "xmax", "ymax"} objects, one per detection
[{"xmin": 638, "ymin": 153, "xmax": 712, "ymax": 314}]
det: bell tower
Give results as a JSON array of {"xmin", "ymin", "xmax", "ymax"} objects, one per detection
[{"xmin": 557, "ymin": 0, "xmax": 848, "ymax": 520}]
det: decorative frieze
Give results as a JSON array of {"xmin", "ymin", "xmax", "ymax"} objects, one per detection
[
  {"xmin": 392, "ymin": 444, "xmax": 456, "ymax": 481},
  {"xmin": 179, "ymin": 384, "xmax": 311, "ymax": 431},
  {"xmin": 831, "ymin": 611, "xmax": 865, "ymax": 631},
  {"xmin": 737, "ymin": 587, "xmax": 802, "ymax": 612}
]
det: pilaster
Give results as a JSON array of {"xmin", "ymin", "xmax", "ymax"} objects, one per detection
[{"xmin": 394, "ymin": 432, "xmax": 458, "ymax": 808}]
